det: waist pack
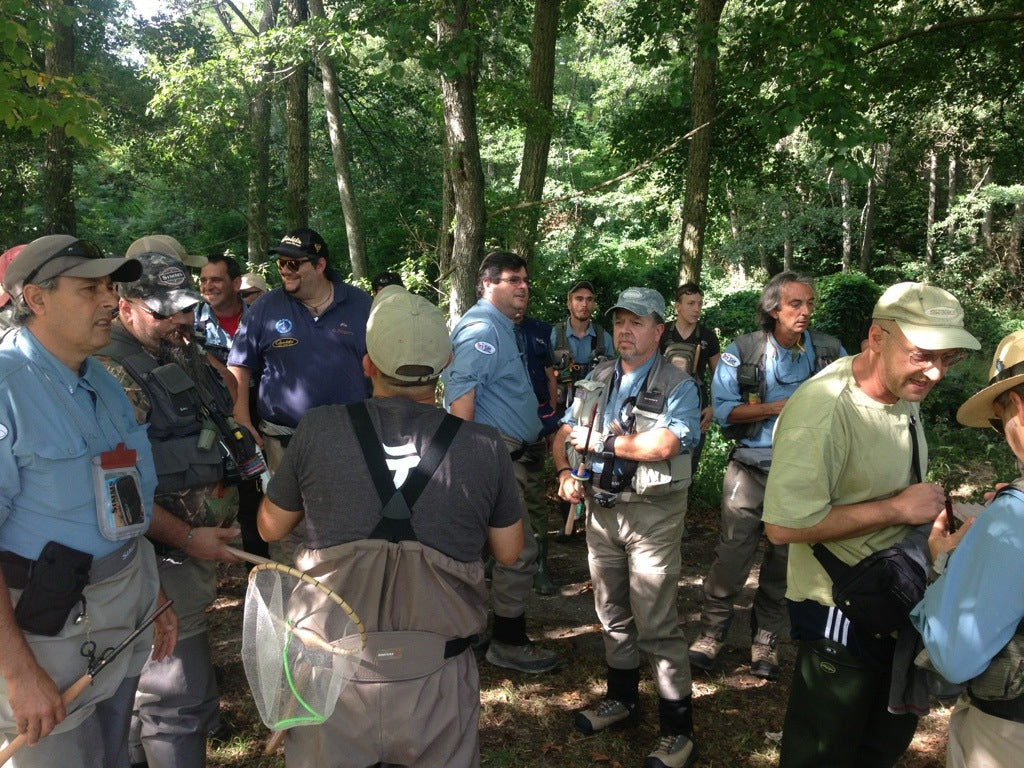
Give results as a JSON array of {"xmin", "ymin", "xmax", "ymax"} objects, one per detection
[
  {"xmin": 813, "ymin": 534, "xmax": 928, "ymax": 638},
  {"xmin": 7, "ymin": 541, "xmax": 93, "ymax": 636}
]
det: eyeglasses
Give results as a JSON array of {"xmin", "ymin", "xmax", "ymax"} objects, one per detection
[
  {"xmin": 22, "ymin": 240, "xmax": 104, "ymax": 287},
  {"xmin": 131, "ymin": 301, "xmax": 197, "ymax": 321},
  {"xmin": 492, "ymin": 276, "xmax": 532, "ymax": 287},
  {"xmin": 275, "ymin": 257, "xmax": 310, "ymax": 272},
  {"xmin": 880, "ymin": 327, "xmax": 967, "ymax": 368}
]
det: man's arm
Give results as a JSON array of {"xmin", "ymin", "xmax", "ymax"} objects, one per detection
[
  {"xmin": 0, "ymin": 572, "xmax": 64, "ymax": 745},
  {"xmin": 764, "ymin": 482, "xmax": 945, "ymax": 544},
  {"xmin": 487, "ymin": 521, "xmax": 524, "ymax": 566},
  {"xmin": 545, "ymin": 366, "xmax": 558, "ymax": 409},
  {"xmin": 258, "ymin": 496, "xmax": 304, "ymax": 541},
  {"xmin": 227, "ymin": 365, "xmax": 262, "ymax": 447},
  {"xmin": 147, "ymin": 503, "xmax": 242, "ymax": 562},
  {"xmin": 448, "ymin": 390, "xmax": 475, "ymax": 422}
]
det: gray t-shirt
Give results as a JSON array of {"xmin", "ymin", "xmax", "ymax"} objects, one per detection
[{"xmin": 267, "ymin": 397, "xmax": 522, "ymax": 562}]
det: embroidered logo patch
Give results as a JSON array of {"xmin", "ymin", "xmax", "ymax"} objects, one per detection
[
  {"xmin": 720, "ymin": 351, "xmax": 740, "ymax": 367},
  {"xmin": 272, "ymin": 338, "xmax": 298, "ymax": 348},
  {"xmin": 474, "ymin": 341, "xmax": 496, "ymax": 355},
  {"xmin": 275, "ymin": 319, "xmax": 293, "ymax": 334},
  {"xmin": 156, "ymin": 265, "xmax": 187, "ymax": 287}
]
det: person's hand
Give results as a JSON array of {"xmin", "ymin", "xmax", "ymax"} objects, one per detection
[
  {"xmin": 185, "ymin": 526, "xmax": 243, "ymax": 562},
  {"xmin": 569, "ymin": 425, "xmax": 599, "ymax": 452},
  {"xmin": 927, "ymin": 505, "xmax": 975, "ymax": 563},
  {"xmin": 892, "ymin": 482, "xmax": 946, "ymax": 525},
  {"xmin": 150, "ymin": 594, "xmax": 179, "ymax": 662},
  {"xmin": 983, "ymin": 482, "xmax": 1009, "ymax": 503},
  {"xmin": 5, "ymin": 661, "xmax": 64, "ymax": 745},
  {"xmin": 699, "ymin": 406, "xmax": 713, "ymax": 433},
  {"xmin": 558, "ymin": 472, "xmax": 585, "ymax": 504}
]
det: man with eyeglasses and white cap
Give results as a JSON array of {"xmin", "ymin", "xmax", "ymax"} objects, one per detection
[
  {"xmin": 0, "ymin": 235, "xmax": 177, "ymax": 768},
  {"xmin": 763, "ymin": 281, "xmax": 980, "ymax": 768}
]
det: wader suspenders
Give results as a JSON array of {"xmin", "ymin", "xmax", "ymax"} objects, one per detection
[{"xmin": 348, "ymin": 401, "xmax": 462, "ymax": 542}]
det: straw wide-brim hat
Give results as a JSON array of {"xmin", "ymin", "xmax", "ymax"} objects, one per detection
[{"xmin": 957, "ymin": 330, "xmax": 1024, "ymax": 428}]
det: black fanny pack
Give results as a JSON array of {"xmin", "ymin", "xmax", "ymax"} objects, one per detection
[
  {"xmin": 3, "ymin": 541, "xmax": 93, "ymax": 636},
  {"xmin": 813, "ymin": 535, "xmax": 928, "ymax": 639}
]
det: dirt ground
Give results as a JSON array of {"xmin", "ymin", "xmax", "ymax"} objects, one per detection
[{"xmin": 208, "ymin": 498, "xmax": 950, "ymax": 767}]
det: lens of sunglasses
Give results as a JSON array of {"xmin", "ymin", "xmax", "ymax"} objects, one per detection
[{"xmin": 276, "ymin": 258, "xmax": 308, "ymax": 272}]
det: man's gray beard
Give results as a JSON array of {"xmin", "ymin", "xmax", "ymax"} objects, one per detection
[{"xmin": 157, "ymin": 339, "xmax": 210, "ymax": 388}]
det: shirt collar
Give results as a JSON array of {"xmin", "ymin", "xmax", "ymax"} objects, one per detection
[{"xmin": 15, "ymin": 326, "xmax": 92, "ymax": 393}]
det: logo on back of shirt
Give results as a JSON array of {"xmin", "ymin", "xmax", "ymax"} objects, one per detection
[{"xmin": 385, "ymin": 441, "xmax": 420, "ymax": 487}]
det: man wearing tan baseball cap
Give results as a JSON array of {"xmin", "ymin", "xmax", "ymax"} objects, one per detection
[
  {"xmin": 258, "ymin": 285, "xmax": 523, "ymax": 768},
  {"xmin": 764, "ymin": 281, "xmax": 979, "ymax": 768},
  {"xmin": 125, "ymin": 234, "xmax": 207, "ymax": 269}
]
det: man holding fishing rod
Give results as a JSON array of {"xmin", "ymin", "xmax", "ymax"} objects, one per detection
[
  {"xmin": 553, "ymin": 286, "xmax": 701, "ymax": 768},
  {"xmin": 0, "ymin": 235, "xmax": 176, "ymax": 768}
]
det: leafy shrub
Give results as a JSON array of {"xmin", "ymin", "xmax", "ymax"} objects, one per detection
[
  {"xmin": 812, "ymin": 272, "xmax": 882, "ymax": 353},
  {"xmin": 702, "ymin": 289, "xmax": 761, "ymax": 342}
]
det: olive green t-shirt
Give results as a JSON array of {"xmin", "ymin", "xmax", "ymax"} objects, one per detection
[{"xmin": 763, "ymin": 355, "xmax": 923, "ymax": 605}]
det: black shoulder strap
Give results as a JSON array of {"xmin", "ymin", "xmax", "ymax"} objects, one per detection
[
  {"xmin": 909, "ymin": 415, "xmax": 923, "ymax": 484},
  {"xmin": 592, "ymin": 322, "xmax": 605, "ymax": 358},
  {"xmin": 348, "ymin": 401, "xmax": 462, "ymax": 543}
]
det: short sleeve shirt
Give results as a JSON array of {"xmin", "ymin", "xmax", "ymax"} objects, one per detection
[
  {"xmin": 763, "ymin": 355, "xmax": 921, "ymax": 604},
  {"xmin": 442, "ymin": 299, "xmax": 543, "ymax": 444},
  {"xmin": 227, "ymin": 277, "xmax": 372, "ymax": 428},
  {"xmin": 0, "ymin": 328, "xmax": 157, "ymax": 559},
  {"xmin": 266, "ymin": 398, "xmax": 522, "ymax": 562}
]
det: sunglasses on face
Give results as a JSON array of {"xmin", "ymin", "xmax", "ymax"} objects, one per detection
[
  {"xmin": 132, "ymin": 301, "xmax": 197, "ymax": 321},
  {"xmin": 275, "ymin": 257, "xmax": 310, "ymax": 272}
]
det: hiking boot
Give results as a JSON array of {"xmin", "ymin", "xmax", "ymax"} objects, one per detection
[
  {"xmin": 486, "ymin": 639, "xmax": 558, "ymax": 674},
  {"xmin": 644, "ymin": 733, "xmax": 697, "ymax": 768},
  {"xmin": 574, "ymin": 698, "xmax": 638, "ymax": 734},
  {"xmin": 750, "ymin": 635, "xmax": 780, "ymax": 680},
  {"xmin": 688, "ymin": 634, "xmax": 723, "ymax": 673}
]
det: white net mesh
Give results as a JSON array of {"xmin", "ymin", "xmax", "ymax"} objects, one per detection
[{"xmin": 242, "ymin": 563, "xmax": 364, "ymax": 730}]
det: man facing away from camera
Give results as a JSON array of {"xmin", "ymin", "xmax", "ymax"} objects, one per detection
[
  {"xmin": 762, "ymin": 282, "xmax": 979, "ymax": 768},
  {"xmin": 258, "ymin": 285, "xmax": 523, "ymax": 768}
]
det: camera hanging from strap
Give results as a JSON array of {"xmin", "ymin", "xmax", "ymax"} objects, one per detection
[{"xmin": 348, "ymin": 401, "xmax": 462, "ymax": 543}]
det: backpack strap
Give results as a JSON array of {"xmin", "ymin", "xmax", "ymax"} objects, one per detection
[
  {"xmin": 348, "ymin": 401, "xmax": 462, "ymax": 543},
  {"xmin": 592, "ymin": 321, "xmax": 606, "ymax": 359}
]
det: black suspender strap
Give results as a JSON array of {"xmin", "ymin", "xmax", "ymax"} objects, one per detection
[
  {"xmin": 348, "ymin": 401, "xmax": 462, "ymax": 542},
  {"xmin": 908, "ymin": 415, "xmax": 923, "ymax": 484}
]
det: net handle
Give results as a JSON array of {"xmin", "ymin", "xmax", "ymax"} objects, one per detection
[{"xmin": 227, "ymin": 546, "xmax": 367, "ymax": 650}]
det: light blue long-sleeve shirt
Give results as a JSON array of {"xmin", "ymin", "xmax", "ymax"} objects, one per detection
[{"xmin": 910, "ymin": 487, "xmax": 1024, "ymax": 683}]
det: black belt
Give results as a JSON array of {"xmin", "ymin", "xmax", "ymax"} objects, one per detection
[
  {"xmin": 0, "ymin": 539, "xmax": 138, "ymax": 590},
  {"xmin": 970, "ymin": 693, "xmax": 1024, "ymax": 724}
]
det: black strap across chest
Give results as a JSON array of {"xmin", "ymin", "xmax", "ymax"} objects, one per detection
[{"xmin": 348, "ymin": 401, "xmax": 462, "ymax": 543}]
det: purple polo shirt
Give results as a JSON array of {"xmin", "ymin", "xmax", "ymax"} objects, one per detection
[{"xmin": 228, "ymin": 276, "xmax": 372, "ymax": 428}]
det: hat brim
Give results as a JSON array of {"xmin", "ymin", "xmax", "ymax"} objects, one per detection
[
  {"xmin": 268, "ymin": 244, "xmax": 316, "ymax": 261},
  {"xmin": 893, "ymin": 320, "xmax": 981, "ymax": 351},
  {"xmin": 63, "ymin": 257, "xmax": 143, "ymax": 284},
  {"xmin": 138, "ymin": 287, "xmax": 203, "ymax": 316},
  {"xmin": 957, "ymin": 374, "xmax": 1024, "ymax": 428}
]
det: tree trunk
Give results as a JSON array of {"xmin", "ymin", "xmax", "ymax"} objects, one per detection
[
  {"xmin": 859, "ymin": 146, "xmax": 881, "ymax": 272},
  {"xmin": 247, "ymin": 0, "xmax": 276, "ymax": 263},
  {"xmin": 284, "ymin": 0, "xmax": 309, "ymax": 230},
  {"xmin": 980, "ymin": 162, "xmax": 993, "ymax": 251},
  {"xmin": 782, "ymin": 206, "xmax": 793, "ymax": 272},
  {"xmin": 946, "ymin": 154, "xmax": 957, "ymax": 244},
  {"xmin": 840, "ymin": 177, "xmax": 852, "ymax": 273},
  {"xmin": 438, "ymin": 0, "xmax": 486, "ymax": 321},
  {"xmin": 43, "ymin": 0, "xmax": 75, "ymax": 234},
  {"xmin": 508, "ymin": 0, "xmax": 560, "ymax": 262},
  {"xmin": 676, "ymin": 0, "xmax": 727, "ymax": 287},
  {"xmin": 925, "ymin": 150, "xmax": 937, "ymax": 265},
  {"xmin": 1009, "ymin": 201, "xmax": 1024, "ymax": 275},
  {"xmin": 308, "ymin": 0, "xmax": 366, "ymax": 279}
]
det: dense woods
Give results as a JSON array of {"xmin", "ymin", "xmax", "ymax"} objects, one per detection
[{"xmin": 2, "ymin": 0, "xmax": 1023, "ymax": 323}]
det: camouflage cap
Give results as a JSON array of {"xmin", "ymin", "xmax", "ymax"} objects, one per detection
[
  {"xmin": 606, "ymin": 286, "xmax": 666, "ymax": 322},
  {"xmin": 119, "ymin": 252, "xmax": 202, "ymax": 316}
]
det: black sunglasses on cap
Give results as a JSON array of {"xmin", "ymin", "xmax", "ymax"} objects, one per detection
[{"xmin": 21, "ymin": 240, "xmax": 105, "ymax": 288}]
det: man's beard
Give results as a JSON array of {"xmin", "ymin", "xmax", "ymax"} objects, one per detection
[{"xmin": 157, "ymin": 338, "xmax": 210, "ymax": 388}]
